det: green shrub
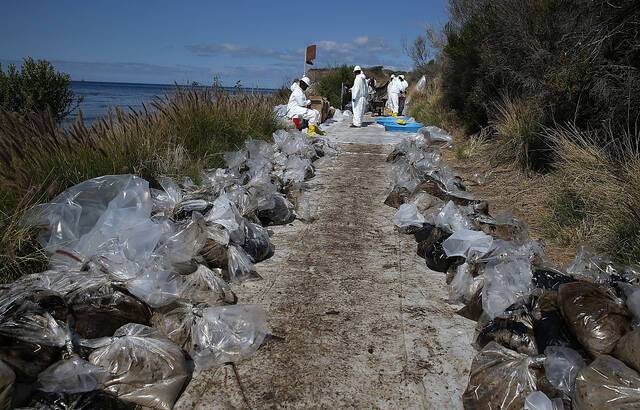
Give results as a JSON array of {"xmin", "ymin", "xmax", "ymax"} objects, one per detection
[
  {"xmin": 313, "ymin": 65, "xmax": 354, "ymax": 108},
  {"xmin": 0, "ymin": 58, "xmax": 79, "ymax": 122}
]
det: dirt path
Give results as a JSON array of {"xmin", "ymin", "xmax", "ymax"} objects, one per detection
[{"xmin": 176, "ymin": 119, "xmax": 476, "ymax": 409}]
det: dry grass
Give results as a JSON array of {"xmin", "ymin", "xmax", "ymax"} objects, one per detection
[
  {"xmin": 546, "ymin": 125, "xmax": 640, "ymax": 263},
  {"xmin": 409, "ymin": 75, "xmax": 459, "ymax": 132},
  {"xmin": 489, "ymin": 95, "xmax": 544, "ymax": 170},
  {"xmin": 0, "ymin": 88, "xmax": 283, "ymax": 282}
]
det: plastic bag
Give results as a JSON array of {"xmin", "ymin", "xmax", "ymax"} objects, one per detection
[
  {"xmin": 25, "ymin": 390, "xmax": 136, "ymax": 410},
  {"xmin": 544, "ymin": 346, "xmax": 585, "ymax": 396},
  {"xmin": 417, "ymin": 126, "xmax": 453, "ymax": 147},
  {"xmin": 151, "ymin": 302, "xmax": 202, "ymax": 349},
  {"xmin": 191, "ymin": 305, "xmax": 267, "ymax": 369},
  {"xmin": 614, "ymin": 328, "xmax": 640, "ymax": 373},
  {"xmin": 88, "ymin": 324, "xmax": 189, "ymax": 410},
  {"xmin": 573, "ymin": 355, "xmax": 640, "ymax": 409},
  {"xmin": 531, "ymin": 291, "xmax": 581, "ymax": 352},
  {"xmin": 37, "ymin": 355, "xmax": 107, "ymax": 394},
  {"xmin": 151, "ymin": 176, "xmax": 183, "ymax": 215},
  {"xmin": 524, "ymin": 391, "xmax": 563, "ymax": 410},
  {"xmin": 463, "ymin": 341, "xmax": 542, "ymax": 409},
  {"xmin": 283, "ymin": 156, "xmax": 313, "ymax": 184},
  {"xmin": 0, "ymin": 360, "xmax": 14, "ymax": 410},
  {"xmin": 0, "ymin": 289, "xmax": 70, "ymax": 381},
  {"xmin": 415, "ymin": 75, "xmax": 426, "ymax": 91},
  {"xmin": 393, "ymin": 203, "xmax": 425, "ymax": 230},
  {"xmin": 205, "ymin": 194, "xmax": 242, "ymax": 235},
  {"xmin": 558, "ymin": 281, "xmax": 631, "ymax": 355},
  {"xmin": 23, "ymin": 175, "xmax": 159, "ymax": 272},
  {"xmin": 449, "ymin": 262, "xmax": 484, "ymax": 305},
  {"xmin": 257, "ymin": 194, "xmax": 295, "ymax": 226},
  {"xmin": 434, "ymin": 201, "xmax": 472, "ymax": 233},
  {"xmin": 482, "ymin": 258, "xmax": 533, "ymax": 319},
  {"xmin": 240, "ymin": 222, "xmax": 274, "ymax": 263},
  {"xmin": 227, "ymin": 245, "xmax": 258, "ymax": 282},
  {"xmin": 442, "ymin": 229, "xmax": 493, "ymax": 260},
  {"xmin": 179, "ymin": 265, "xmax": 237, "ymax": 306},
  {"xmin": 126, "ymin": 270, "xmax": 182, "ymax": 309},
  {"xmin": 153, "ymin": 212, "xmax": 208, "ymax": 271},
  {"xmin": 201, "ymin": 223, "xmax": 229, "ymax": 269},
  {"xmin": 475, "ymin": 307, "xmax": 538, "ymax": 355},
  {"xmin": 532, "ymin": 268, "xmax": 576, "ymax": 290},
  {"xmin": 66, "ymin": 281, "xmax": 151, "ymax": 339}
]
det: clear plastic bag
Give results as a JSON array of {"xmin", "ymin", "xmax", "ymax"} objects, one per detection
[
  {"xmin": 523, "ymin": 391, "xmax": 563, "ymax": 410},
  {"xmin": 153, "ymin": 212, "xmax": 208, "ymax": 271},
  {"xmin": 393, "ymin": 203, "xmax": 425, "ymax": 229},
  {"xmin": 417, "ymin": 126, "xmax": 453, "ymax": 147},
  {"xmin": 573, "ymin": 355, "xmax": 640, "ymax": 409},
  {"xmin": 179, "ymin": 265, "xmax": 237, "ymax": 306},
  {"xmin": 482, "ymin": 258, "xmax": 533, "ymax": 319},
  {"xmin": 544, "ymin": 346, "xmax": 585, "ymax": 396},
  {"xmin": 151, "ymin": 302, "xmax": 202, "ymax": 349},
  {"xmin": 126, "ymin": 270, "xmax": 182, "ymax": 308},
  {"xmin": 463, "ymin": 341, "xmax": 542, "ymax": 409},
  {"xmin": 442, "ymin": 229, "xmax": 493, "ymax": 260},
  {"xmin": 558, "ymin": 281, "xmax": 631, "ymax": 355},
  {"xmin": 283, "ymin": 156, "xmax": 313, "ymax": 184},
  {"xmin": 88, "ymin": 324, "xmax": 189, "ymax": 410},
  {"xmin": 191, "ymin": 305, "xmax": 267, "ymax": 369},
  {"xmin": 37, "ymin": 355, "xmax": 107, "ymax": 394},
  {"xmin": 614, "ymin": 328, "xmax": 640, "ymax": 373},
  {"xmin": 449, "ymin": 262, "xmax": 484, "ymax": 305},
  {"xmin": 227, "ymin": 245, "xmax": 258, "ymax": 282},
  {"xmin": 434, "ymin": 201, "xmax": 473, "ymax": 233},
  {"xmin": 23, "ymin": 175, "xmax": 157, "ymax": 270},
  {"xmin": 205, "ymin": 194, "xmax": 242, "ymax": 235},
  {"xmin": 151, "ymin": 176, "xmax": 183, "ymax": 215}
]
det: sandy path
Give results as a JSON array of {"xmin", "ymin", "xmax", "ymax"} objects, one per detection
[{"xmin": 176, "ymin": 119, "xmax": 476, "ymax": 409}]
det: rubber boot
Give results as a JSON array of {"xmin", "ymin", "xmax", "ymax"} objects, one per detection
[{"xmin": 307, "ymin": 124, "xmax": 318, "ymax": 136}]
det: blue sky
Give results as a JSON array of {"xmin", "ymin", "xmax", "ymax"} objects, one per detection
[{"xmin": 0, "ymin": 0, "xmax": 448, "ymax": 88}]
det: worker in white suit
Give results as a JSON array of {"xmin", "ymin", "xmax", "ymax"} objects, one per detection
[
  {"xmin": 286, "ymin": 76, "xmax": 324, "ymax": 136},
  {"xmin": 398, "ymin": 74, "xmax": 409, "ymax": 115},
  {"xmin": 386, "ymin": 74, "xmax": 401, "ymax": 116},
  {"xmin": 350, "ymin": 66, "xmax": 368, "ymax": 128}
]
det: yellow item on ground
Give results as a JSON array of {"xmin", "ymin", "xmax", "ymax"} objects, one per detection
[
  {"xmin": 391, "ymin": 112, "xmax": 398, "ymax": 117},
  {"xmin": 308, "ymin": 124, "xmax": 325, "ymax": 136},
  {"xmin": 396, "ymin": 119, "xmax": 407, "ymax": 125}
]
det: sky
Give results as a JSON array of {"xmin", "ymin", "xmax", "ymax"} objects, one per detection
[{"xmin": 0, "ymin": 0, "xmax": 448, "ymax": 88}]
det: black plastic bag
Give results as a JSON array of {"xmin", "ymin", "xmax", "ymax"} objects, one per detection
[
  {"xmin": 532, "ymin": 268, "xmax": 576, "ymax": 290},
  {"xmin": 24, "ymin": 390, "xmax": 136, "ymax": 410},
  {"xmin": 241, "ymin": 222, "xmax": 274, "ymax": 263},
  {"xmin": 531, "ymin": 291, "xmax": 582, "ymax": 352},
  {"xmin": 475, "ymin": 308, "xmax": 538, "ymax": 355},
  {"xmin": 257, "ymin": 194, "xmax": 295, "ymax": 226}
]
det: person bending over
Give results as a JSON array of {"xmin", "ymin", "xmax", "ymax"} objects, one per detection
[{"xmin": 286, "ymin": 76, "xmax": 324, "ymax": 136}]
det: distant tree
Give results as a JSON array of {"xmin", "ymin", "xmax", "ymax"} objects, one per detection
[{"xmin": 0, "ymin": 58, "xmax": 80, "ymax": 122}]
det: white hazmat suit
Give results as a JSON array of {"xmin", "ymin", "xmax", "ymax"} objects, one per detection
[
  {"xmin": 351, "ymin": 71, "xmax": 368, "ymax": 127},
  {"xmin": 286, "ymin": 81, "xmax": 319, "ymax": 125},
  {"xmin": 386, "ymin": 77, "xmax": 401, "ymax": 115}
]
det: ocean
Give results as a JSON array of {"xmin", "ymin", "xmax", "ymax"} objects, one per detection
[{"xmin": 67, "ymin": 81, "xmax": 277, "ymax": 125}]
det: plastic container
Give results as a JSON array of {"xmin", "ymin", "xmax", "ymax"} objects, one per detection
[
  {"xmin": 375, "ymin": 116, "xmax": 411, "ymax": 124},
  {"xmin": 384, "ymin": 122, "xmax": 424, "ymax": 133}
]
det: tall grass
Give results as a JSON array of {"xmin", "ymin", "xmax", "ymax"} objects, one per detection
[
  {"xmin": 546, "ymin": 125, "xmax": 640, "ymax": 263},
  {"xmin": 489, "ymin": 95, "xmax": 544, "ymax": 170},
  {"xmin": 0, "ymin": 88, "xmax": 283, "ymax": 282},
  {"xmin": 409, "ymin": 75, "xmax": 457, "ymax": 130}
]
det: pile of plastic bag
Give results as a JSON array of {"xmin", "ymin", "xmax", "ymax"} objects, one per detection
[
  {"xmin": 0, "ymin": 129, "xmax": 337, "ymax": 409},
  {"xmin": 386, "ymin": 129, "xmax": 640, "ymax": 409}
]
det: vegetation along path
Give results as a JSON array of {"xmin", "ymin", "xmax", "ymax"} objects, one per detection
[{"xmin": 176, "ymin": 118, "xmax": 475, "ymax": 409}]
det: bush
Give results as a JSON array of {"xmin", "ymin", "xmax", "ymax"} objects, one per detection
[
  {"xmin": 0, "ymin": 58, "xmax": 79, "ymax": 122},
  {"xmin": 409, "ymin": 74, "xmax": 457, "ymax": 130},
  {"xmin": 0, "ymin": 88, "xmax": 282, "ymax": 282},
  {"xmin": 489, "ymin": 95, "xmax": 545, "ymax": 170},
  {"xmin": 313, "ymin": 65, "xmax": 354, "ymax": 108}
]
